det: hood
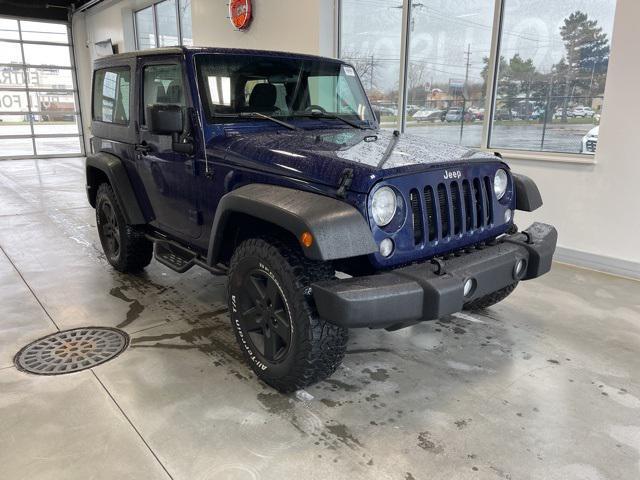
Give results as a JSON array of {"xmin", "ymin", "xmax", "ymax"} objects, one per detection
[{"xmin": 214, "ymin": 127, "xmax": 499, "ymax": 193}]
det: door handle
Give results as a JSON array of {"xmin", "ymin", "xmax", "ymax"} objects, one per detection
[{"xmin": 135, "ymin": 143, "xmax": 152, "ymax": 155}]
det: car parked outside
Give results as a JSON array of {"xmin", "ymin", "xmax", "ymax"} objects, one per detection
[
  {"xmin": 572, "ymin": 106, "xmax": 595, "ymax": 118},
  {"xmin": 445, "ymin": 108, "xmax": 474, "ymax": 122},
  {"xmin": 494, "ymin": 109, "xmax": 515, "ymax": 121},
  {"xmin": 413, "ymin": 109, "xmax": 445, "ymax": 122},
  {"xmin": 553, "ymin": 107, "xmax": 574, "ymax": 119},
  {"xmin": 581, "ymin": 126, "xmax": 599, "ymax": 154},
  {"xmin": 468, "ymin": 107, "xmax": 484, "ymax": 121}
]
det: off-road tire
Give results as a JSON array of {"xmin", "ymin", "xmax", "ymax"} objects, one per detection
[
  {"xmin": 227, "ymin": 237, "xmax": 348, "ymax": 392},
  {"xmin": 464, "ymin": 282, "xmax": 519, "ymax": 311},
  {"xmin": 95, "ymin": 183, "xmax": 152, "ymax": 273}
]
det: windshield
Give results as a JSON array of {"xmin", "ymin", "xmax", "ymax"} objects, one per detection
[{"xmin": 194, "ymin": 53, "xmax": 375, "ymax": 126}]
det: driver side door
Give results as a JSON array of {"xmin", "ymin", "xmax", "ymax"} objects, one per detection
[{"xmin": 136, "ymin": 58, "xmax": 202, "ymax": 240}]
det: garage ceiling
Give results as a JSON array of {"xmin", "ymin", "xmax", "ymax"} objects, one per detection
[{"xmin": 0, "ymin": 0, "xmax": 95, "ymax": 22}]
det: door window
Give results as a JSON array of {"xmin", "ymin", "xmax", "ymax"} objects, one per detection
[{"xmin": 142, "ymin": 63, "xmax": 185, "ymax": 124}]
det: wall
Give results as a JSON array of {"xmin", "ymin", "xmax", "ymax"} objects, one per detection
[
  {"xmin": 192, "ymin": 0, "xmax": 336, "ymax": 56},
  {"xmin": 507, "ymin": 0, "xmax": 640, "ymax": 278}
]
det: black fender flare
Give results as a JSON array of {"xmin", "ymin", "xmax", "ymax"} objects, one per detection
[
  {"xmin": 85, "ymin": 153, "xmax": 146, "ymax": 225},
  {"xmin": 206, "ymin": 184, "xmax": 378, "ymax": 264},
  {"xmin": 513, "ymin": 173, "xmax": 543, "ymax": 212}
]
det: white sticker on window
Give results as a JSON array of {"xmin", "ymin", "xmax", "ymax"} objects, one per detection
[{"xmin": 343, "ymin": 66, "xmax": 356, "ymax": 77}]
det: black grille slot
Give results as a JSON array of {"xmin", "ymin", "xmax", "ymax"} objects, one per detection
[
  {"xmin": 462, "ymin": 179, "xmax": 473, "ymax": 231},
  {"xmin": 409, "ymin": 189, "xmax": 423, "ymax": 245},
  {"xmin": 483, "ymin": 176, "xmax": 494, "ymax": 224},
  {"xmin": 424, "ymin": 186, "xmax": 437, "ymax": 241},
  {"xmin": 451, "ymin": 181, "xmax": 463, "ymax": 234},
  {"xmin": 437, "ymin": 183, "xmax": 450, "ymax": 237},
  {"xmin": 473, "ymin": 178, "xmax": 484, "ymax": 228}
]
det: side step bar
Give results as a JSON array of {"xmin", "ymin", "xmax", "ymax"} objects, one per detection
[{"xmin": 145, "ymin": 234, "xmax": 227, "ymax": 275}]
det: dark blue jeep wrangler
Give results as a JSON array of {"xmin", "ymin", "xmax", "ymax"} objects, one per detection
[{"xmin": 87, "ymin": 47, "xmax": 557, "ymax": 392}]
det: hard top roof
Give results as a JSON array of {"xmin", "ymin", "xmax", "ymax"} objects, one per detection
[{"xmin": 93, "ymin": 46, "xmax": 343, "ymax": 67}]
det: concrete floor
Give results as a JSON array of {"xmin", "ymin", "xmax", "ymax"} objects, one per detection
[{"xmin": 1, "ymin": 157, "xmax": 639, "ymax": 480}]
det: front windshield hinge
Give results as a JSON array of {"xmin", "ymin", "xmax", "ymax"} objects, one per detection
[{"xmin": 336, "ymin": 168, "xmax": 354, "ymax": 198}]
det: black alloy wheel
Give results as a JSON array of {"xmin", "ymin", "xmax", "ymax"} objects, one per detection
[{"xmin": 239, "ymin": 269, "xmax": 292, "ymax": 363}]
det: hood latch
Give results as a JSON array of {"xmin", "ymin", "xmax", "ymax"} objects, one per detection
[{"xmin": 336, "ymin": 168, "xmax": 354, "ymax": 198}]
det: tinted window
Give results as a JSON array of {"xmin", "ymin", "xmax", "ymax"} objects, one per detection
[
  {"xmin": 93, "ymin": 68, "xmax": 131, "ymax": 124},
  {"xmin": 142, "ymin": 64, "xmax": 185, "ymax": 124}
]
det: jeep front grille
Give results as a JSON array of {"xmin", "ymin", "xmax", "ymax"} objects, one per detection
[{"xmin": 411, "ymin": 175, "xmax": 494, "ymax": 245}]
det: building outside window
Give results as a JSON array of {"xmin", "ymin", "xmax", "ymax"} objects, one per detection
[
  {"xmin": 340, "ymin": 0, "xmax": 616, "ymax": 157},
  {"xmin": 134, "ymin": 0, "xmax": 193, "ymax": 50}
]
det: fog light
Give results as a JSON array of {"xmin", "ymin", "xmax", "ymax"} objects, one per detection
[
  {"xmin": 514, "ymin": 258, "xmax": 527, "ymax": 278},
  {"xmin": 379, "ymin": 238, "xmax": 394, "ymax": 257},
  {"xmin": 463, "ymin": 278, "xmax": 476, "ymax": 298},
  {"xmin": 504, "ymin": 209, "xmax": 512, "ymax": 223}
]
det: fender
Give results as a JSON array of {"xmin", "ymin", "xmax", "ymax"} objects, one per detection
[
  {"xmin": 207, "ymin": 184, "xmax": 378, "ymax": 264},
  {"xmin": 513, "ymin": 173, "xmax": 543, "ymax": 212},
  {"xmin": 85, "ymin": 153, "xmax": 146, "ymax": 225}
]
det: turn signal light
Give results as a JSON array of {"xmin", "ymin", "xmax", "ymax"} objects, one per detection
[{"xmin": 300, "ymin": 231, "xmax": 313, "ymax": 248}]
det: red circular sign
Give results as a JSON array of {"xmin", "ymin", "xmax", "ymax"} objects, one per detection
[{"xmin": 229, "ymin": 0, "xmax": 252, "ymax": 30}]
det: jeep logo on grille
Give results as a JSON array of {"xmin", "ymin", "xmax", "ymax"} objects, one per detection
[{"xmin": 444, "ymin": 170, "xmax": 462, "ymax": 180}]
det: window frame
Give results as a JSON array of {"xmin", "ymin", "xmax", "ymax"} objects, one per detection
[
  {"xmin": 0, "ymin": 15, "xmax": 84, "ymax": 160},
  {"xmin": 134, "ymin": 0, "xmax": 191, "ymax": 50},
  {"xmin": 338, "ymin": 0, "xmax": 610, "ymax": 164}
]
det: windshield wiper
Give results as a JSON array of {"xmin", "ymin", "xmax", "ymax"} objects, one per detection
[
  {"xmin": 213, "ymin": 112, "xmax": 298, "ymax": 131},
  {"xmin": 294, "ymin": 112, "xmax": 370, "ymax": 130}
]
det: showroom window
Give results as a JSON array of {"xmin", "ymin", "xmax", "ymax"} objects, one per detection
[
  {"xmin": 134, "ymin": 0, "xmax": 193, "ymax": 50},
  {"xmin": 339, "ymin": 0, "xmax": 616, "ymax": 157},
  {"xmin": 339, "ymin": 0, "xmax": 403, "ymax": 127},
  {"xmin": 0, "ymin": 18, "xmax": 83, "ymax": 158}
]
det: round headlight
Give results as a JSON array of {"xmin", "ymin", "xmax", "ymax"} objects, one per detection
[
  {"xmin": 371, "ymin": 186, "xmax": 397, "ymax": 227},
  {"xmin": 494, "ymin": 169, "xmax": 508, "ymax": 200}
]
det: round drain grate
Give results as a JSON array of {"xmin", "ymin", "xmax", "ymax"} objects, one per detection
[{"xmin": 14, "ymin": 327, "xmax": 129, "ymax": 375}]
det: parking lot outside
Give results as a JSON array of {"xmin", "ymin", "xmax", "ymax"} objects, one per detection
[{"xmin": 377, "ymin": 119, "xmax": 596, "ymax": 154}]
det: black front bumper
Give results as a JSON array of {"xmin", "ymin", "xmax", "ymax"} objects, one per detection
[{"xmin": 312, "ymin": 222, "xmax": 557, "ymax": 329}]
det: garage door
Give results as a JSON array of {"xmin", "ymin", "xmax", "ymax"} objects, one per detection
[{"xmin": 0, "ymin": 18, "xmax": 83, "ymax": 159}]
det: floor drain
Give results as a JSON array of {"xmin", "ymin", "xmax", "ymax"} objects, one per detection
[{"xmin": 14, "ymin": 327, "xmax": 129, "ymax": 375}]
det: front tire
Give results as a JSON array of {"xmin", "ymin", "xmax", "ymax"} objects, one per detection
[
  {"xmin": 227, "ymin": 237, "xmax": 348, "ymax": 392},
  {"xmin": 464, "ymin": 282, "xmax": 519, "ymax": 311},
  {"xmin": 95, "ymin": 183, "xmax": 152, "ymax": 273}
]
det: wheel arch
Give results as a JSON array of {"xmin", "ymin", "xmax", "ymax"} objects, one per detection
[
  {"xmin": 207, "ymin": 184, "xmax": 377, "ymax": 266},
  {"xmin": 512, "ymin": 173, "xmax": 543, "ymax": 212},
  {"xmin": 86, "ymin": 152, "xmax": 146, "ymax": 225}
]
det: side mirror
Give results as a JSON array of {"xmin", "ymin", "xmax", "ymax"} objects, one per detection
[
  {"xmin": 372, "ymin": 106, "xmax": 382, "ymax": 124},
  {"xmin": 147, "ymin": 104, "xmax": 183, "ymax": 135}
]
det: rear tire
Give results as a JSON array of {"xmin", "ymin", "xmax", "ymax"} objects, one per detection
[
  {"xmin": 227, "ymin": 237, "xmax": 348, "ymax": 392},
  {"xmin": 464, "ymin": 282, "xmax": 519, "ymax": 311},
  {"xmin": 95, "ymin": 183, "xmax": 152, "ymax": 273}
]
